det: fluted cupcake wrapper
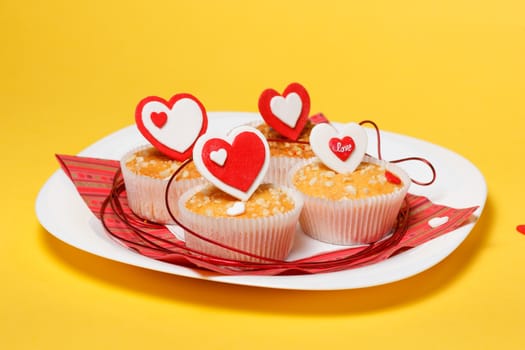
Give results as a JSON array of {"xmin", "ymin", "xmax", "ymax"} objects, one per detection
[
  {"xmin": 178, "ymin": 185, "xmax": 304, "ymax": 262},
  {"xmin": 120, "ymin": 145, "xmax": 204, "ymax": 225},
  {"xmin": 289, "ymin": 156, "xmax": 411, "ymax": 245},
  {"xmin": 265, "ymin": 156, "xmax": 312, "ymax": 186},
  {"xmin": 248, "ymin": 121, "xmax": 314, "ymax": 186}
]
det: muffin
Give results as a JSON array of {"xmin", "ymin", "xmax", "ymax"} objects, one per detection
[
  {"xmin": 120, "ymin": 145, "xmax": 203, "ymax": 224},
  {"xmin": 254, "ymin": 120, "xmax": 316, "ymax": 185},
  {"xmin": 289, "ymin": 155, "xmax": 410, "ymax": 245},
  {"xmin": 178, "ymin": 183, "xmax": 303, "ymax": 262}
]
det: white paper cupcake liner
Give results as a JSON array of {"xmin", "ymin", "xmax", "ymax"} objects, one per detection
[
  {"xmin": 265, "ymin": 156, "xmax": 312, "ymax": 186},
  {"xmin": 178, "ymin": 184, "xmax": 304, "ymax": 262},
  {"xmin": 249, "ymin": 121, "xmax": 314, "ymax": 185},
  {"xmin": 120, "ymin": 145, "xmax": 204, "ymax": 224},
  {"xmin": 288, "ymin": 156, "xmax": 411, "ymax": 245}
]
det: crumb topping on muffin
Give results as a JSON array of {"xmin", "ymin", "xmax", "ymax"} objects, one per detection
[
  {"xmin": 256, "ymin": 122, "xmax": 315, "ymax": 158},
  {"xmin": 293, "ymin": 160, "xmax": 403, "ymax": 200},
  {"xmin": 185, "ymin": 184, "xmax": 295, "ymax": 218},
  {"xmin": 125, "ymin": 147, "xmax": 200, "ymax": 180}
]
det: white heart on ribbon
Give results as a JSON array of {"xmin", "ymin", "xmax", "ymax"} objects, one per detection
[
  {"xmin": 428, "ymin": 216, "xmax": 449, "ymax": 228},
  {"xmin": 269, "ymin": 92, "xmax": 302, "ymax": 128},
  {"xmin": 310, "ymin": 122, "xmax": 368, "ymax": 174},
  {"xmin": 139, "ymin": 98, "xmax": 204, "ymax": 153}
]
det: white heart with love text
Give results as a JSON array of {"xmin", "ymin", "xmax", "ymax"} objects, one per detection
[{"xmin": 310, "ymin": 122, "xmax": 368, "ymax": 174}]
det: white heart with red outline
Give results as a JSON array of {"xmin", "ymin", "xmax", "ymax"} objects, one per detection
[
  {"xmin": 310, "ymin": 122, "xmax": 368, "ymax": 174},
  {"xmin": 193, "ymin": 126, "xmax": 270, "ymax": 201},
  {"xmin": 135, "ymin": 94, "xmax": 207, "ymax": 161}
]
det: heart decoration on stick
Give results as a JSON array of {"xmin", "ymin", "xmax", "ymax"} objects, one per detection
[
  {"xmin": 193, "ymin": 126, "xmax": 270, "ymax": 201},
  {"xmin": 135, "ymin": 94, "xmax": 208, "ymax": 161},
  {"xmin": 258, "ymin": 82, "xmax": 311, "ymax": 140},
  {"xmin": 310, "ymin": 122, "xmax": 368, "ymax": 174}
]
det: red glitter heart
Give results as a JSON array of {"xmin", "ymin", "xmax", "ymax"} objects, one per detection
[
  {"xmin": 517, "ymin": 225, "xmax": 525, "ymax": 235},
  {"xmin": 329, "ymin": 136, "xmax": 355, "ymax": 161},
  {"xmin": 258, "ymin": 82, "xmax": 310, "ymax": 140},
  {"xmin": 150, "ymin": 111, "xmax": 167, "ymax": 128},
  {"xmin": 201, "ymin": 131, "xmax": 266, "ymax": 192}
]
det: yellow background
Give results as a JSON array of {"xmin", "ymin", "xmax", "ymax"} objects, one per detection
[{"xmin": 2, "ymin": 0, "xmax": 524, "ymax": 348}]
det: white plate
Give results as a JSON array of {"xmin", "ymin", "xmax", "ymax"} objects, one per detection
[{"xmin": 35, "ymin": 112, "xmax": 487, "ymax": 290}]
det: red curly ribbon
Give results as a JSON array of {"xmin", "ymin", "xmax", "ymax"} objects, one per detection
[{"xmin": 359, "ymin": 120, "xmax": 436, "ymax": 186}]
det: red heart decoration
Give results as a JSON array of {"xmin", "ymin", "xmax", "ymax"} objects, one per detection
[
  {"xmin": 329, "ymin": 136, "xmax": 355, "ymax": 161},
  {"xmin": 517, "ymin": 225, "xmax": 525, "ymax": 235},
  {"xmin": 258, "ymin": 82, "xmax": 310, "ymax": 140},
  {"xmin": 202, "ymin": 132, "xmax": 266, "ymax": 192},
  {"xmin": 150, "ymin": 111, "xmax": 167, "ymax": 128},
  {"xmin": 193, "ymin": 126, "xmax": 270, "ymax": 201},
  {"xmin": 135, "ymin": 94, "xmax": 208, "ymax": 161},
  {"xmin": 385, "ymin": 171, "xmax": 402, "ymax": 185}
]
